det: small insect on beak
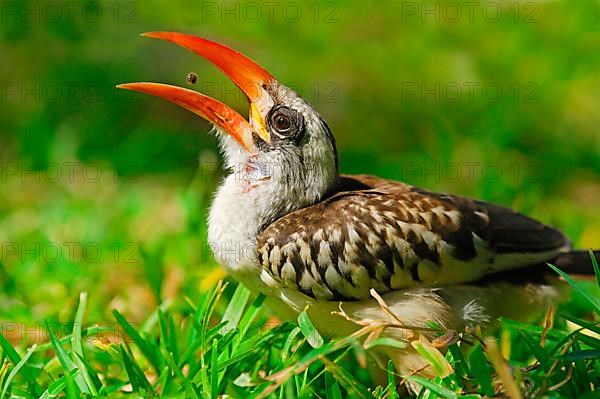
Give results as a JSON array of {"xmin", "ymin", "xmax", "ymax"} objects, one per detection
[
  {"xmin": 186, "ymin": 72, "xmax": 198, "ymax": 85},
  {"xmin": 117, "ymin": 32, "xmax": 276, "ymax": 153}
]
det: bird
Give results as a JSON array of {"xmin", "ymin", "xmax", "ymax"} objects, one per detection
[{"xmin": 118, "ymin": 32, "xmax": 598, "ymax": 390}]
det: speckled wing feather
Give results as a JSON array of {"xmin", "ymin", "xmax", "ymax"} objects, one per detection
[{"xmin": 257, "ymin": 174, "xmax": 569, "ymax": 301}]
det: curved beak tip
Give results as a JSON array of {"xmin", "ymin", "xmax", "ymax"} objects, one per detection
[
  {"xmin": 141, "ymin": 31, "xmax": 161, "ymax": 39},
  {"xmin": 121, "ymin": 32, "xmax": 274, "ymax": 153},
  {"xmin": 116, "ymin": 83, "xmax": 143, "ymax": 91}
]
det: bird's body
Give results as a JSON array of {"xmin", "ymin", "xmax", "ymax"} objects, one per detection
[
  {"xmin": 119, "ymin": 32, "xmax": 597, "ymax": 387},
  {"xmin": 257, "ymin": 174, "xmax": 568, "ymax": 301},
  {"xmin": 209, "ymin": 169, "xmax": 570, "ymax": 307},
  {"xmin": 207, "ymin": 167, "xmax": 573, "ymax": 380}
]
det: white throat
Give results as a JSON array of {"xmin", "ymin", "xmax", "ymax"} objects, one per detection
[
  {"xmin": 207, "ymin": 172, "xmax": 267, "ymax": 274},
  {"xmin": 207, "ymin": 131, "xmax": 337, "ymax": 276}
]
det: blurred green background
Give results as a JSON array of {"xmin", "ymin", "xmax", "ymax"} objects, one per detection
[{"xmin": 1, "ymin": 0, "xmax": 599, "ymax": 336}]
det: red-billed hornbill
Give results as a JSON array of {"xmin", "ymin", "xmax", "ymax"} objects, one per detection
[{"xmin": 119, "ymin": 32, "xmax": 598, "ymax": 384}]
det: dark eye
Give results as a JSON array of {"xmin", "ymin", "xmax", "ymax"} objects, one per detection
[
  {"xmin": 273, "ymin": 112, "xmax": 291, "ymax": 132},
  {"xmin": 267, "ymin": 106, "xmax": 305, "ymax": 143}
]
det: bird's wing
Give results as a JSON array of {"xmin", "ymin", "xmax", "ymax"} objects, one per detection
[{"xmin": 257, "ymin": 174, "xmax": 570, "ymax": 301}]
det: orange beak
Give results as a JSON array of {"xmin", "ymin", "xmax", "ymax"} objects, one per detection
[{"xmin": 117, "ymin": 32, "xmax": 275, "ymax": 153}]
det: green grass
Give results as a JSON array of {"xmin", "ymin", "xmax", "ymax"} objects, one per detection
[
  {"xmin": 1, "ymin": 231, "xmax": 600, "ymax": 398},
  {"xmin": 0, "ymin": 161, "xmax": 598, "ymax": 397},
  {"xmin": 1, "ymin": 270, "xmax": 599, "ymax": 397}
]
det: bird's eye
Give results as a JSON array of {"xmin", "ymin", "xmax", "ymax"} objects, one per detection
[
  {"xmin": 273, "ymin": 113, "xmax": 291, "ymax": 132},
  {"xmin": 270, "ymin": 109, "xmax": 294, "ymax": 134},
  {"xmin": 267, "ymin": 106, "xmax": 305, "ymax": 143}
]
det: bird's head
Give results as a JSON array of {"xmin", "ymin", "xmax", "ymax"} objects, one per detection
[{"xmin": 118, "ymin": 32, "xmax": 338, "ymax": 219}]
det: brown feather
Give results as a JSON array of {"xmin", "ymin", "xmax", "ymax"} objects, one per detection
[{"xmin": 257, "ymin": 174, "xmax": 569, "ymax": 301}]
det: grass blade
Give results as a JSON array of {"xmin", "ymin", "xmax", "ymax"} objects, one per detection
[
  {"xmin": 157, "ymin": 309, "xmax": 179, "ymax": 364},
  {"xmin": 560, "ymin": 313, "xmax": 600, "ymax": 337},
  {"xmin": 71, "ymin": 292, "xmax": 98, "ymax": 395},
  {"xmin": 221, "ymin": 284, "xmax": 250, "ymax": 333},
  {"xmin": 325, "ymin": 371, "xmax": 343, "ymax": 399},
  {"xmin": 406, "ymin": 375, "xmax": 458, "ymax": 399},
  {"xmin": 237, "ymin": 294, "xmax": 265, "ymax": 341},
  {"xmin": 298, "ymin": 310, "xmax": 324, "ymax": 349},
  {"xmin": 119, "ymin": 345, "xmax": 154, "ymax": 394},
  {"xmin": 321, "ymin": 357, "xmax": 372, "ymax": 399},
  {"xmin": 447, "ymin": 344, "xmax": 469, "ymax": 380},
  {"xmin": 45, "ymin": 320, "xmax": 89, "ymax": 394},
  {"xmin": 210, "ymin": 338, "xmax": 219, "ymax": 399},
  {"xmin": 484, "ymin": 339, "xmax": 520, "ymax": 399},
  {"xmin": 364, "ymin": 338, "xmax": 407, "ymax": 351},
  {"xmin": 113, "ymin": 310, "xmax": 163, "ymax": 375},
  {"xmin": 590, "ymin": 250, "xmax": 600, "ymax": 288},
  {"xmin": 411, "ymin": 340, "xmax": 453, "ymax": 378},
  {"xmin": 0, "ymin": 344, "xmax": 36, "ymax": 399},
  {"xmin": 468, "ymin": 344, "xmax": 494, "ymax": 396},
  {"xmin": 37, "ymin": 369, "xmax": 80, "ymax": 399},
  {"xmin": 548, "ymin": 263, "xmax": 600, "ymax": 313},
  {"xmin": 0, "ymin": 335, "xmax": 36, "ymax": 382}
]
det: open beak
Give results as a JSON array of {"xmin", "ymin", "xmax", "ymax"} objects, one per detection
[{"xmin": 117, "ymin": 31, "xmax": 275, "ymax": 153}]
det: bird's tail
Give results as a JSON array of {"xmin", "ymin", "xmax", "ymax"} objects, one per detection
[{"xmin": 553, "ymin": 250, "xmax": 600, "ymax": 276}]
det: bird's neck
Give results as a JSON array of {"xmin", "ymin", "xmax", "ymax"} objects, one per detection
[{"xmin": 207, "ymin": 155, "xmax": 337, "ymax": 275}]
